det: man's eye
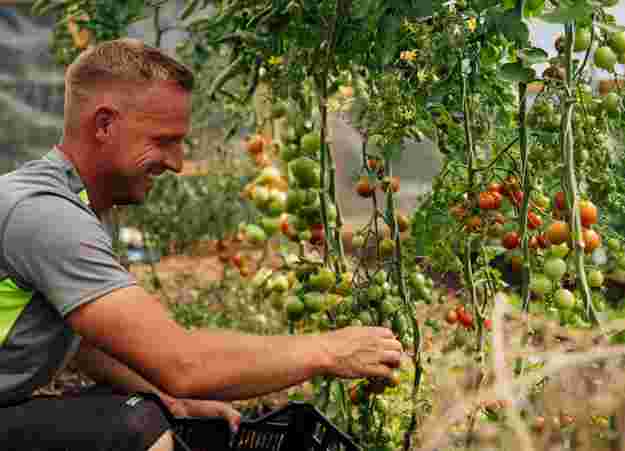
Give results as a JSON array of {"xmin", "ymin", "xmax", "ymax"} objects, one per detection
[{"xmin": 158, "ymin": 138, "xmax": 177, "ymax": 146}]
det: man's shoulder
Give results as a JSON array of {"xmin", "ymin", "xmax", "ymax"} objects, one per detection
[{"xmin": 0, "ymin": 158, "xmax": 80, "ymax": 217}]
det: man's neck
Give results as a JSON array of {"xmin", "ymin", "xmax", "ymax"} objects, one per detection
[{"xmin": 56, "ymin": 140, "xmax": 112, "ymax": 217}]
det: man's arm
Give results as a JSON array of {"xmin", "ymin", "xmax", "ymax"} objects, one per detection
[
  {"xmin": 72, "ymin": 340, "xmax": 242, "ymax": 430},
  {"xmin": 67, "ymin": 285, "xmax": 402, "ymax": 401}
]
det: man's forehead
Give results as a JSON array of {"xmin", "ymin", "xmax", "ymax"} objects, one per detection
[{"xmin": 129, "ymin": 82, "xmax": 191, "ymax": 121}]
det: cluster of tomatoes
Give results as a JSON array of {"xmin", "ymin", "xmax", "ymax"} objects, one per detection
[{"xmin": 445, "ymin": 304, "xmax": 492, "ymax": 331}]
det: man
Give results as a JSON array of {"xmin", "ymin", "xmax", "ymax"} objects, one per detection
[{"xmin": 0, "ymin": 39, "xmax": 403, "ymax": 451}]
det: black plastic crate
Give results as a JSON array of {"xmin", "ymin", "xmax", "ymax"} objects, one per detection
[{"xmin": 171, "ymin": 401, "xmax": 361, "ymax": 451}]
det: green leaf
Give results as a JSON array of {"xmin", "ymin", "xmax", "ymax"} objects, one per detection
[
  {"xmin": 425, "ymin": 318, "xmax": 441, "ymax": 333},
  {"xmin": 474, "ymin": 0, "xmax": 501, "ymax": 12},
  {"xmin": 488, "ymin": 8, "xmax": 529, "ymax": 45},
  {"xmin": 500, "ymin": 62, "xmax": 536, "ymax": 83},
  {"xmin": 518, "ymin": 47, "xmax": 549, "ymax": 65},
  {"xmin": 538, "ymin": 1, "xmax": 592, "ymax": 24}
]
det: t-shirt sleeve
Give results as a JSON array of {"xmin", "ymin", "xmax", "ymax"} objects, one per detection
[{"xmin": 1, "ymin": 195, "xmax": 137, "ymax": 317}]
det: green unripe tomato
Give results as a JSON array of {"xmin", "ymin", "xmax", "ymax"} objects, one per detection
[
  {"xmin": 300, "ymin": 132, "xmax": 321, "ymax": 157},
  {"xmin": 367, "ymin": 285, "xmax": 383, "ymax": 303},
  {"xmin": 603, "ymin": 92, "xmax": 621, "ymax": 114},
  {"xmin": 544, "ymin": 257, "xmax": 567, "ymax": 281},
  {"xmin": 380, "ymin": 298, "xmax": 397, "ymax": 316},
  {"xmin": 358, "ymin": 311, "xmax": 374, "ymax": 325},
  {"xmin": 607, "ymin": 237, "xmax": 621, "ymax": 252},
  {"xmin": 260, "ymin": 216, "xmax": 281, "ymax": 236},
  {"xmin": 270, "ymin": 274, "xmax": 290, "ymax": 293},
  {"xmin": 286, "ymin": 296, "xmax": 305, "ymax": 320},
  {"xmin": 574, "ymin": 28, "xmax": 591, "ymax": 52},
  {"xmin": 374, "ymin": 270, "xmax": 387, "ymax": 286},
  {"xmin": 530, "ymin": 273, "xmax": 552, "ymax": 297},
  {"xmin": 579, "ymin": 84, "xmax": 593, "ymax": 104},
  {"xmin": 555, "ymin": 288, "xmax": 576, "ymax": 309},
  {"xmin": 246, "ymin": 224, "xmax": 267, "ymax": 244},
  {"xmin": 595, "ymin": 46, "xmax": 617, "ymax": 71},
  {"xmin": 286, "ymin": 189, "xmax": 305, "ymax": 214},
  {"xmin": 610, "ymin": 31, "xmax": 625, "ymax": 54},
  {"xmin": 304, "ymin": 292, "xmax": 326, "ymax": 313},
  {"xmin": 309, "ymin": 267, "xmax": 335, "ymax": 292},
  {"xmin": 290, "ymin": 157, "xmax": 321, "ymax": 189},
  {"xmin": 551, "ymin": 243, "xmax": 570, "ymax": 259},
  {"xmin": 410, "ymin": 272, "xmax": 426, "ymax": 289},
  {"xmin": 588, "ymin": 269, "xmax": 604, "ymax": 288}
]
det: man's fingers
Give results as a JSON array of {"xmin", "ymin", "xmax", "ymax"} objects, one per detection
[
  {"xmin": 380, "ymin": 350, "xmax": 402, "ymax": 368},
  {"xmin": 371, "ymin": 326, "xmax": 395, "ymax": 338},
  {"xmin": 381, "ymin": 337, "xmax": 403, "ymax": 352}
]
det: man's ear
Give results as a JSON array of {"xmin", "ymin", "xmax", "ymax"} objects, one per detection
[{"xmin": 94, "ymin": 107, "xmax": 118, "ymax": 142}]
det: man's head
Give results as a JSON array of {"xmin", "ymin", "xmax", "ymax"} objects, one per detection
[{"xmin": 62, "ymin": 38, "xmax": 194, "ymax": 207}]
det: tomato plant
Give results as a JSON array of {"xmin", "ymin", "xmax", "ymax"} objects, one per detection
[{"xmin": 39, "ymin": 0, "xmax": 625, "ymax": 448}]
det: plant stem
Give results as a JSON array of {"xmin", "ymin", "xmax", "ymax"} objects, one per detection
[
  {"xmin": 519, "ymin": 82, "xmax": 532, "ymax": 312},
  {"xmin": 562, "ymin": 23, "xmax": 597, "ymax": 324},
  {"xmin": 153, "ymin": 5, "xmax": 162, "ymax": 48},
  {"xmin": 317, "ymin": 0, "xmax": 340, "ymax": 267},
  {"xmin": 461, "ymin": 75, "xmax": 478, "ymax": 321}
]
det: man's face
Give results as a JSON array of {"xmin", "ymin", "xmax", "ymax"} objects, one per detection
[{"xmin": 107, "ymin": 81, "xmax": 191, "ymax": 205}]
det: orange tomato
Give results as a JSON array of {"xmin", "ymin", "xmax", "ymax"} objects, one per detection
[
  {"xmin": 246, "ymin": 134, "xmax": 265, "ymax": 155},
  {"xmin": 583, "ymin": 228, "xmax": 601, "ymax": 253},
  {"xmin": 579, "ymin": 200, "xmax": 598, "ymax": 227},
  {"xmin": 546, "ymin": 221, "xmax": 570, "ymax": 245}
]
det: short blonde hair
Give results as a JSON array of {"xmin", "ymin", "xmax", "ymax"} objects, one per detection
[{"xmin": 64, "ymin": 38, "xmax": 194, "ymax": 134}]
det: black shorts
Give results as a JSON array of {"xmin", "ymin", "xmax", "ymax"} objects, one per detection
[{"xmin": 0, "ymin": 385, "xmax": 171, "ymax": 451}]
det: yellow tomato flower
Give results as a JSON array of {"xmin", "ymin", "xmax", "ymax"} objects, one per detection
[
  {"xmin": 467, "ymin": 17, "xmax": 477, "ymax": 32},
  {"xmin": 268, "ymin": 56, "xmax": 284, "ymax": 66}
]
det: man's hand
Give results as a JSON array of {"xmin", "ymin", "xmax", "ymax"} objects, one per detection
[
  {"xmin": 169, "ymin": 398, "xmax": 241, "ymax": 433},
  {"xmin": 319, "ymin": 327, "xmax": 403, "ymax": 379}
]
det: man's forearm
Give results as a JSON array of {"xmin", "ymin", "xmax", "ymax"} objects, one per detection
[
  {"xmin": 73, "ymin": 341, "xmax": 181, "ymax": 414},
  {"xmin": 178, "ymin": 329, "xmax": 330, "ymax": 400}
]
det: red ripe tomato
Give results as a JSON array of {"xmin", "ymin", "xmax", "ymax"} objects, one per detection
[
  {"xmin": 511, "ymin": 190, "xmax": 524, "ymax": 207},
  {"xmin": 491, "ymin": 192, "xmax": 503, "ymax": 209},
  {"xmin": 459, "ymin": 311, "xmax": 474, "ymax": 328},
  {"xmin": 579, "ymin": 200, "xmax": 598, "ymax": 227},
  {"xmin": 479, "ymin": 192, "xmax": 496, "ymax": 210},
  {"xmin": 231, "ymin": 253, "xmax": 244, "ymax": 268},
  {"xmin": 310, "ymin": 224, "xmax": 325, "ymax": 245},
  {"xmin": 554, "ymin": 191, "xmax": 567, "ymax": 210},
  {"xmin": 484, "ymin": 319, "xmax": 492, "ymax": 331},
  {"xmin": 488, "ymin": 182, "xmax": 504, "ymax": 194},
  {"xmin": 583, "ymin": 228, "xmax": 601, "ymax": 253},
  {"xmin": 502, "ymin": 231, "xmax": 521, "ymax": 250},
  {"xmin": 527, "ymin": 212, "xmax": 543, "ymax": 230},
  {"xmin": 537, "ymin": 234, "xmax": 548, "ymax": 248}
]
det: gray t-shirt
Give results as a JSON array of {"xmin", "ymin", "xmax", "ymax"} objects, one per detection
[{"xmin": 0, "ymin": 147, "xmax": 137, "ymax": 405}]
